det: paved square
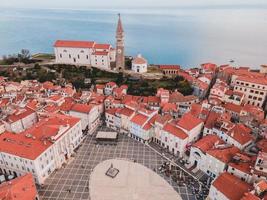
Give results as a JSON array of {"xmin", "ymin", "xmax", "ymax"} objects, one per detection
[{"xmin": 38, "ymin": 127, "xmax": 201, "ymax": 200}]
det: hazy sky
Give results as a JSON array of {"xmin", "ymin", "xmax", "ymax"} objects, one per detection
[{"xmin": 1, "ymin": 0, "xmax": 267, "ymax": 9}]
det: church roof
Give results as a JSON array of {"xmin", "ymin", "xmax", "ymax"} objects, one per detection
[
  {"xmin": 54, "ymin": 40, "xmax": 95, "ymax": 48},
  {"xmin": 116, "ymin": 14, "xmax": 124, "ymax": 33},
  {"xmin": 132, "ymin": 54, "xmax": 147, "ymax": 65}
]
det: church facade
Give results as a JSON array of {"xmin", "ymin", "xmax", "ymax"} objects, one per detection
[
  {"xmin": 54, "ymin": 40, "xmax": 115, "ymax": 69},
  {"xmin": 53, "ymin": 14, "xmax": 125, "ymax": 71}
]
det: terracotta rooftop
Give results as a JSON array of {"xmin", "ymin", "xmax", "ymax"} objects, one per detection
[
  {"xmin": 207, "ymin": 146, "xmax": 240, "ymax": 163},
  {"xmin": 94, "ymin": 43, "xmax": 111, "ymax": 50},
  {"xmin": 54, "ymin": 40, "xmax": 95, "ymax": 48},
  {"xmin": 117, "ymin": 107, "xmax": 135, "ymax": 117},
  {"xmin": 212, "ymin": 172, "xmax": 253, "ymax": 200},
  {"xmin": 177, "ymin": 113, "xmax": 203, "ymax": 131},
  {"xmin": 132, "ymin": 55, "xmax": 147, "ymax": 65},
  {"xmin": 193, "ymin": 135, "xmax": 224, "ymax": 153},
  {"xmin": 130, "ymin": 114, "xmax": 148, "ymax": 126},
  {"xmin": 6, "ymin": 108, "xmax": 35, "ymax": 123},
  {"xmin": 0, "ymin": 114, "xmax": 80, "ymax": 160},
  {"xmin": 163, "ymin": 123, "xmax": 188, "ymax": 139},
  {"xmin": 71, "ymin": 103, "xmax": 93, "ymax": 113},
  {"xmin": 159, "ymin": 65, "xmax": 180, "ymax": 70},
  {"xmin": 227, "ymin": 124, "xmax": 253, "ymax": 145},
  {"xmin": 0, "ymin": 174, "xmax": 38, "ymax": 200}
]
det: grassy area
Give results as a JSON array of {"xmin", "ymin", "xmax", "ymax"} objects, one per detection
[
  {"xmin": 147, "ymin": 65, "xmax": 161, "ymax": 73},
  {"xmin": 32, "ymin": 53, "xmax": 55, "ymax": 60},
  {"xmin": 126, "ymin": 77, "xmax": 193, "ymax": 96}
]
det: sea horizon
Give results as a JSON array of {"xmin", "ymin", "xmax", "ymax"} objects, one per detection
[{"xmin": 0, "ymin": 6, "xmax": 267, "ymax": 68}]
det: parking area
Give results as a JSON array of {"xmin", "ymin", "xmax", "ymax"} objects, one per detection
[{"xmin": 38, "ymin": 127, "xmax": 204, "ymax": 200}]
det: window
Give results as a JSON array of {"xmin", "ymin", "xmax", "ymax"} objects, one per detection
[
  {"xmin": 78, "ymin": 55, "xmax": 80, "ymax": 59},
  {"xmin": 69, "ymin": 54, "xmax": 71, "ymax": 58},
  {"xmin": 63, "ymin": 50, "xmax": 67, "ymax": 52},
  {"xmin": 60, "ymin": 54, "xmax": 62, "ymax": 58}
]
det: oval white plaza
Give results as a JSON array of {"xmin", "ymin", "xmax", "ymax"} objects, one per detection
[{"xmin": 89, "ymin": 159, "xmax": 182, "ymax": 200}]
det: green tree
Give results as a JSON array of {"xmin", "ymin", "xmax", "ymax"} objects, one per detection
[{"xmin": 116, "ymin": 72, "xmax": 124, "ymax": 85}]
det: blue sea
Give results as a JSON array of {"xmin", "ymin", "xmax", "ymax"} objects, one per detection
[{"xmin": 0, "ymin": 7, "xmax": 267, "ymax": 68}]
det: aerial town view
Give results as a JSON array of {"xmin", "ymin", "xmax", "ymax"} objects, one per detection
[{"xmin": 0, "ymin": 0, "xmax": 267, "ymax": 200}]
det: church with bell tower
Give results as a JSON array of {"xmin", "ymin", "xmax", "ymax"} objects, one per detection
[{"xmin": 115, "ymin": 14, "xmax": 125, "ymax": 71}]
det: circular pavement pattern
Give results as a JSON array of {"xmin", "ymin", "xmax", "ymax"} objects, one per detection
[{"xmin": 89, "ymin": 159, "xmax": 182, "ymax": 200}]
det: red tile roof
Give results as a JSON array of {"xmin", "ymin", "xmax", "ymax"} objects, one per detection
[
  {"xmin": 241, "ymin": 193, "xmax": 260, "ymax": 200},
  {"xmin": 0, "ymin": 114, "xmax": 80, "ymax": 160},
  {"xmin": 256, "ymin": 139, "xmax": 267, "ymax": 153},
  {"xmin": 71, "ymin": 103, "xmax": 92, "ymax": 113},
  {"xmin": 163, "ymin": 123, "xmax": 188, "ymax": 139},
  {"xmin": 177, "ymin": 113, "xmax": 203, "ymax": 131},
  {"xmin": 212, "ymin": 172, "xmax": 253, "ymax": 200},
  {"xmin": 132, "ymin": 56, "xmax": 147, "ymax": 65},
  {"xmin": 155, "ymin": 114, "xmax": 173, "ymax": 125},
  {"xmin": 49, "ymin": 95, "xmax": 63, "ymax": 102},
  {"xmin": 223, "ymin": 102, "xmax": 242, "ymax": 114},
  {"xmin": 193, "ymin": 135, "xmax": 224, "ymax": 153},
  {"xmin": 0, "ymin": 174, "xmax": 38, "ymax": 200},
  {"xmin": 94, "ymin": 43, "xmax": 111, "ymax": 49},
  {"xmin": 59, "ymin": 98, "xmax": 74, "ymax": 112},
  {"xmin": 130, "ymin": 114, "xmax": 148, "ymax": 126},
  {"xmin": 159, "ymin": 65, "xmax": 180, "ymax": 70},
  {"xmin": 228, "ymin": 154, "xmax": 256, "ymax": 174},
  {"xmin": 207, "ymin": 146, "xmax": 240, "ymax": 163},
  {"xmin": 237, "ymin": 76, "xmax": 267, "ymax": 85},
  {"xmin": 228, "ymin": 124, "xmax": 253, "ymax": 145},
  {"xmin": 117, "ymin": 108, "xmax": 135, "ymax": 117},
  {"xmin": 162, "ymin": 103, "xmax": 177, "ymax": 113},
  {"xmin": 204, "ymin": 111, "xmax": 221, "ymax": 129},
  {"xmin": 7, "ymin": 108, "xmax": 35, "ymax": 123},
  {"xmin": 201, "ymin": 63, "xmax": 217, "ymax": 71},
  {"xmin": 54, "ymin": 40, "xmax": 95, "ymax": 48},
  {"xmin": 43, "ymin": 104, "xmax": 60, "ymax": 113}
]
